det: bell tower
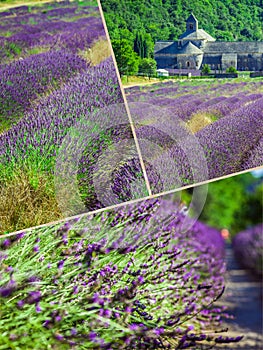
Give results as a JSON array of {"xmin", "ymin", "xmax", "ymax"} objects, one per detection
[{"xmin": 186, "ymin": 13, "xmax": 198, "ymax": 32}]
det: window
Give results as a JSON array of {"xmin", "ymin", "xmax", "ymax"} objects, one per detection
[
  {"xmin": 189, "ymin": 24, "xmax": 194, "ymax": 30},
  {"xmin": 187, "ymin": 61, "xmax": 190, "ymax": 68}
]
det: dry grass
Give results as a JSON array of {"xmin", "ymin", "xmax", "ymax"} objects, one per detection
[
  {"xmin": 186, "ymin": 111, "xmax": 215, "ymax": 133},
  {"xmin": 122, "ymin": 75, "xmax": 164, "ymax": 87},
  {"xmin": 0, "ymin": 169, "xmax": 62, "ymax": 234},
  {"xmin": 79, "ymin": 38, "xmax": 111, "ymax": 66}
]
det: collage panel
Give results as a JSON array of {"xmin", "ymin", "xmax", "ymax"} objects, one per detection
[
  {"xmin": 0, "ymin": 0, "xmax": 152, "ymax": 235},
  {"xmin": 0, "ymin": 170, "xmax": 262, "ymax": 349},
  {"xmin": 100, "ymin": 0, "xmax": 263, "ymax": 194},
  {"xmin": 0, "ymin": 1, "xmax": 262, "ymax": 349}
]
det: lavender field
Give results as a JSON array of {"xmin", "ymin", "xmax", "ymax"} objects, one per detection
[
  {"xmin": 125, "ymin": 80, "xmax": 263, "ymax": 189},
  {"xmin": 0, "ymin": 0, "xmax": 104, "ymax": 130},
  {"xmin": 0, "ymin": 1, "xmax": 147, "ymax": 233},
  {"xmin": 0, "ymin": 197, "xmax": 243, "ymax": 349}
]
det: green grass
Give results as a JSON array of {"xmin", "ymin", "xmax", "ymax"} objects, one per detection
[{"xmin": 0, "ymin": 30, "xmax": 13, "ymax": 37}]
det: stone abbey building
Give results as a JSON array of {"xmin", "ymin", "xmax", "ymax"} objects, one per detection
[{"xmin": 154, "ymin": 13, "xmax": 263, "ymax": 71}]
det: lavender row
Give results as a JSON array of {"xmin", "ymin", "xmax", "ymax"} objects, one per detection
[
  {"xmin": 241, "ymin": 136, "xmax": 263, "ymax": 170},
  {"xmin": 0, "ymin": 57, "xmax": 123, "ymax": 168},
  {"xmin": 0, "ymin": 50, "xmax": 89, "ymax": 122},
  {"xmin": 196, "ymin": 98, "xmax": 263, "ymax": 179},
  {"xmin": 0, "ymin": 1, "xmax": 95, "ymax": 23},
  {"xmin": 232, "ymin": 223, "xmax": 263, "ymax": 275},
  {"xmin": 125, "ymin": 80, "xmax": 261, "ymax": 99},
  {"xmin": 0, "ymin": 198, "xmax": 239, "ymax": 349},
  {"xmin": 0, "ymin": 6, "xmax": 104, "ymax": 63},
  {"xmin": 126, "ymin": 85, "xmax": 263, "ymax": 123}
]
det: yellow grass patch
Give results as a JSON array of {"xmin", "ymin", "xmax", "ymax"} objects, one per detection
[
  {"xmin": 122, "ymin": 75, "xmax": 167, "ymax": 87},
  {"xmin": 186, "ymin": 112, "xmax": 215, "ymax": 133},
  {"xmin": 79, "ymin": 38, "xmax": 111, "ymax": 66},
  {"xmin": 0, "ymin": 170, "xmax": 62, "ymax": 234}
]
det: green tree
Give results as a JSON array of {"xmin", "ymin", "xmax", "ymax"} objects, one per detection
[
  {"xmin": 197, "ymin": 172, "xmax": 262, "ymax": 236},
  {"xmin": 134, "ymin": 31, "xmax": 145, "ymax": 58},
  {"xmin": 134, "ymin": 31, "xmax": 154, "ymax": 58},
  {"xmin": 202, "ymin": 64, "xmax": 211, "ymax": 75},
  {"xmin": 138, "ymin": 58, "xmax": 157, "ymax": 78},
  {"xmin": 111, "ymin": 39, "xmax": 140, "ymax": 76}
]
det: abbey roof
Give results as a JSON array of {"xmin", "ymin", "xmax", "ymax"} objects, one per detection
[
  {"xmin": 178, "ymin": 41, "xmax": 203, "ymax": 54},
  {"xmin": 179, "ymin": 29, "xmax": 216, "ymax": 41}
]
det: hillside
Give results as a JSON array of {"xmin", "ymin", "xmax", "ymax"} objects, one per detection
[{"xmin": 101, "ymin": 0, "xmax": 263, "ymax": 63}]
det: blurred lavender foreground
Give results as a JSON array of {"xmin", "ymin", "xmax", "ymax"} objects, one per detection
[{"xmin": 0, "ymin": 197, "xmax": 244, "ymax": 349}]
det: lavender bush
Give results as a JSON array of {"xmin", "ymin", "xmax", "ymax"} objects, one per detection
[
  {"xmin": 232, "ymin": 223, "xmax": 263, "ymax": 275},
  {"xmin": 0, "ymin": 198, "xmax": 242, "ymax": 349}
]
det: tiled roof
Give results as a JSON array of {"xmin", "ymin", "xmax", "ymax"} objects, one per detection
[
  {"xmin": 203, "ymin": 41, "xmax": 263, "ymax": 53},
  {"xmin": 178, "ymin": 42, "xmax": 203, "ymax": 54},
  {"xmin": 154, "ymin": 41, "xmax": 179, "ymax": 54},
  {"xmin": 179, "ymin": 29, "xmax": 215, "ymax": 41}
]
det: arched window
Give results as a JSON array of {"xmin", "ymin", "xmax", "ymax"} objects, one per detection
[{"xmin": 187, "ymin": 61, "xmax": 190, "ymax": 68}]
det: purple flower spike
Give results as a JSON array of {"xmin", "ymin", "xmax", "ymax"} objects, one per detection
[
  {"xmin": 36, "ymin": 303, "xmax": 42, "ymax": 313},
  {"xmin": 89, "ymin": 331, "xmax": 97, "ymax": 341},
  {"xmin": 17, "ymin": 300, "xmax": 25, "ymax": 309},
  {"xmin": 27, "ymin": 290, "xmax": 41, "ymax": 304},
  {"xmin": 33, "ymin": 245, "xmax": 40, "ymax": 253},
  {"xmin": 57, "ymin": 260, "xmax": 65, "ymax": 269}
]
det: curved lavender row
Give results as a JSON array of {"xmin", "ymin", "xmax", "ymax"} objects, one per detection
[
  {"xmin": 0, "ymin": 199, "xmax": 239, "ymax": 349},
  {"xmin": 232, "ymin": 223, "xmax": 263, "ymax": 275},
  {"xmin": 77, "ymin": 124, "xmax": 139, "ymax": 210},
  {"xmin": 76, "ymin": 123, "xmax": 164, "ymax": 210},
  {"xmin": 0, "ymin": 50, "xmax": 89, "ymax": 120},
  {"xmin": 0, "ymin": 57, "xmax": 123, "ymax": 168},
  {"xmin": 196, "ymin": 93, "xmax": 263, "ymax": 119},
  {"xmin": 195, "ymin": 98, "xmax": 263, "ymax": 179}
]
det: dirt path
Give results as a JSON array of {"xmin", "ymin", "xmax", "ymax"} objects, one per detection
[{"xmin": 214, "ymin": 244, "xmax": 263, "ymax": 349}]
